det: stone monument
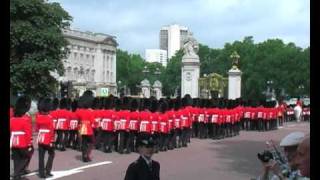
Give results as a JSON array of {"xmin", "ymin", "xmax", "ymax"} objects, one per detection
[
  {"xmin": 181, "ymin": 32, "xmax": 200, "ymax": 98},
  {"xmin": 141, "ymin": 78, "xmax": 151, "ymax": 98},
  {"xmin": 153, "ymin": 80, "xmax": 162, "ymax": 100},
  {"xmin": 228, "ymin": 51, "xmax": 242, "ymax": 99}
]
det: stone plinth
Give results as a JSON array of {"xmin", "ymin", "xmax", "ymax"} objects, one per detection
[
  {"xmin": 141, "ymin": 79, "xmax": 151, "ymax": 98},
  {"xmin": 181, "ymin": 55, "xmax": 200, "ymax": 98},
  {"xmin": 228, "ymin": 67, "xmax": 242, "ymax": 99}
]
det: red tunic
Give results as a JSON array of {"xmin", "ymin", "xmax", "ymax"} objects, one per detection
[
  {"xmin": 173, "ymin": 110, "xmax": 181, "ymax": 129},
  {"xmin": 69, "ymin": 111, "xmax": 79, "ymax": 130},
  {"xmin": 210, "ymin": 108, "xmax": 219, "ymax": 124},
  {"xmin": 100, "ymin": 109, "xmax": 114, "ymax": 131},
  {"xmin": 139, "ymin": 111, "xmax": 151, "ymax": 133},
  {"xmin": 165, "ymin": 110, "xmax": 175, "ymax": 131},
  {"xmin": 180, "ymin": 108, "xmax": 191, "ymax": 128},
  {"xmin": 76, "ymin": 109, "xmax": 95, "ymax": 135},
  {"xmin": 129, "ymin": 111, "xmax": 140, "ymax": 131},
  {"xmin": 150, "ymin": 113, "xmax": 159, "ymax": 133},
  {"xmin": 49, "ymin": 110, "xmax": 59, "ymax": 130},
  {"xmin": 54, "ymin": 109, "xmax": 72, "ymax": 130},
  {"xmin": 93, "ymin": 109, "xmax": 103, "ymax": 129},
  {"xmin": 36, "ymin": 114, "xmax": 55, "ymax": 145},
  {"xmin": 10, "ymin": 115, "xmax": 32, "ymax": 148},
  {"xmin": 158, "ymin": 113, "xmax": 169, "ymax": 133},
  {"xmin": 115, "ymin": 110, "xmax": 130, "ymax": 131}
]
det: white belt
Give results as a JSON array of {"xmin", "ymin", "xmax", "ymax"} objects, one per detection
[
  {"xmin": 102, "ymin": 119, "xmax": 112, "ymax": 122},
  {"xmin": 10, "ymin": 131, "xmax": 25, "ymax": 148},
  {"xmin": 120, "ymin": 119, "xmax": 127, "ymax": 122},
  {"xmin": 37, "ymin": 129, "xmax": 50, "ymax": 143},
  {"xmin": 160, "ymin": 122, "xmax": 167, "ymax": 125},
  {"xmin": 141, "ymin": 121, "xmax": 149, "ymax": 124},
  {"xmin": 152, "ymin": 122, "xmax": 158, "ymax": 124},
  {"xmin": 130, "ymin": 120, "xmax": 138, "ymax": 123},
  {"xmin": 58, "ymin": 118, "xmax": 66, "ymax": 121}
]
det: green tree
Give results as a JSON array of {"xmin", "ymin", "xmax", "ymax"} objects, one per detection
[{"xmin": 10, "ymin": 0, "xmax": 72, "ymax": 98}]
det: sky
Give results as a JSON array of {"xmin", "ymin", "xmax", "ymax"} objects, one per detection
[{"xmin": 50, "ymin": 0, "xmax": 310, "ymax": 58}]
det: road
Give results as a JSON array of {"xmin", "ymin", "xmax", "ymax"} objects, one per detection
[{"xmin": 11, "ymin": 121, "xmax": 309, "ymax": 180}]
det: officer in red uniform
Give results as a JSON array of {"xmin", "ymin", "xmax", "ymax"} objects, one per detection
[
  {"xmin": 158, "ymin": 99, "xmax": 169, "ymax": 151},
  {"xmin": 114, "ymin": 97, "xmax": 130, "ymax": 154},
  {"xmin": 54, "ymin": 98, "xmax": 72, "ymax": 151},
  {"xmin": 173, "ymin": 97, "xmax": 182, "ymax": 147},
  {"xmin": 190, "ymin": 98, "xmax": 200, "ymax": 138},
  {"xmin": 68, "ymin": 99, "xmax": 80, "ymax": 150},
  {"xmin": 49, "ymin": 98, "xmax": 60, "ymax": 149},
  {"xmin": 165, "ymin": 98, "xmax": 175, "ymax": 150},
  {"xmin": 149, "ymin": 98, "xmax": 160, "ymax": 153},
  {"xmin": 10, "ymin": 96, "xmax": 33, "ymax": 180},
  {"xmin": 139, "ymin": 98, "xmax": 152, "ymax": 146},
  {"xmin": 36, "ymin": 98, "xmax": 55, "ymax": 178},
  {"xmin": 100, "ymin": 96, "xmax": 115, "ymax": 153},
  {"xmin": 181, "ymin": 95, "xmax": 193, "ymax": 144},
  {"xmin": 76, "ymin": 90, "xmax": 95, "ymax": 162},
  {"xmin": 127, "ymin": 98, "xmax": 140, "ymax": 153}
]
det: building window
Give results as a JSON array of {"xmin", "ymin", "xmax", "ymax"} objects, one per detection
[
  {"xmin": 110, "ymin": 72, "xmax": 113, "ymax": 82},
  {"xmin": 91, "ymin": 70, "xmax": 95, "ymax": 81},
  {"xmin": 74, "ymin": 68, "xmax": 78, "ymax": 80},
  {"xmin": 67, "ymin": 67, "xmax": 72, "ymax": 79},
  {"xmin": 106, "ymin": 71, "xmax": 109, "ymax": 82},
  {"xmin": 86, "ymin": 69, "xmax": 90, "ymax": 81},
  {"xmin": 74, "ymin": 52, "xmax": 77, "ymax": 60}
]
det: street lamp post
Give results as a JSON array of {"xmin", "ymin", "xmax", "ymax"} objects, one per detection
[
  {"xmin": 298, "ymin": 85, "xmax": 304, "ymax": 99},
  {"xmin": 117, "ymin": 80, "xmax": 122, "ymax": 97}
]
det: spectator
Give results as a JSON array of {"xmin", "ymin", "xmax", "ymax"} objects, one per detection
[
  {"xmin": 258, "ymin": 132, "xmax": 305, "ymax": 180},
  {"xmin": 124, "ymin": 135, "xmax": 160, "ymax": 180}
]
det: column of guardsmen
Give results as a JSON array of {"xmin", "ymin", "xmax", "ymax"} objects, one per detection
[{"xmin": 11, "ymin": 90, "xmax": 297, "ymax": 179}]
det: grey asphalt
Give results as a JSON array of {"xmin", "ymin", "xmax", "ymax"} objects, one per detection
[{"xmin": 11, "ymin": 121, "xmax": 310, "ymax": 180}]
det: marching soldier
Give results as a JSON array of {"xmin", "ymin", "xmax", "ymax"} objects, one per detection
[
  {"xmin": 100, "ymin": 96, "xmax": 116, "ymax": 153},
  {"xmin": 115, "ymin": 97, "xmax": 130, "ymax": 154},
  {"xmin": 36, "ymin": 98, "xmax": 55, "ymax": 178},
  {"xmin": 128, "ymin": 98, "xmax": 140, "ymax": 153},
  {"xmin": 68, "ymin": 99, "xmax": 80, "ymax": 150},
  {"xmin": 92, "ymin": 97, "xmax": 104, "ymax": 150},
  {"xmin": 10, "ymin": 96, "xmax": 33, "ymax": 180},
  {"xmin": 76, "ymin": 90, "xmax": 95, "ymax": 162},
  {"xmin": 165, "ymin": 99, "xmax": 176, "ymax": 150},
  {"xmin": 158, "ymin": 99, "xmax": 169, "ymax": 151},
  {"xmin": 54, "ymin": 98, "xmax": 72, "ymax": 151},
  {"xmin": 180, "ymin": 96, "xmax": 192, "ymax": 146},
  {"xmin": 149, "ymin": 97, "xmax": 160, "ymax": 153},
  {"xmin": 124, "ymin": 134, "xmax": 160, "ymax": 180},
  {"xmin": 173, "ymin": 97, "xmax": 182, "ymax": 147},
  {"xmin": 138, "ymin": 98, "xmax": 152, "ymax": 148}
]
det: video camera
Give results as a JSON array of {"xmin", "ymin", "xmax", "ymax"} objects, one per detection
[{"xmin": 257, "ymin": 150, "xmax": 274, "ymax": 163}]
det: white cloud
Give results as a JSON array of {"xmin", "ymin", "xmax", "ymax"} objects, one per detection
[{"xmin": 51, "ymin": 0, "xmax": 310, "ymax": 56}]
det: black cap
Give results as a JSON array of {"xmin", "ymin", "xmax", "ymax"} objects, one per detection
[{"xmin": 136, "ymin": 135, "xmax": 156, "ymax": 148}]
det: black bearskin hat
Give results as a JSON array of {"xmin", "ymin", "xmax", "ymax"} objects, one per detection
[
  {"xmin": 14, "ymin": 95, "xmax": 31, "ymax": 117},
  {"xmin": 174, "ymin": 97, "xmax": 181, "ymax": 110},
  {"xmin": 52, "ymin": 98, "xmax": 59, "ymax": 111},
  {"xmin": 149, "ymin": 97, "xmax": 158, "ymax": 113},
  {"xmin": 38, "ymin": 97, "xmax": 53, "ymax": 113},
  {"xmin": 130, "ymin": 98, "xmax": 139, "ymax": 112},
  {"xmin": 78, "ymin": 90, "xmax": 94, "ymax": 109},
  {"xmin": 114, "ymin": 97, "xmax": 122, "ymax": 111},
  {"xmin": 59, "ymin": 98, "xmax": 69, "ymax": 110},
  {"xmin": 71, "ymin": 99, "xmax": 78, "ymax": 112}
]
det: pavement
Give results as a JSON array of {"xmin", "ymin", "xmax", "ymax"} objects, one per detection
[{"xmin": 10, "ymin": 121, "xmax": 310, "ymax": 180}]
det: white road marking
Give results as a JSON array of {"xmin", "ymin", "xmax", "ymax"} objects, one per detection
[{"xmin": 19, "ymin": 161, "xmax": 112, "ymax": 180}]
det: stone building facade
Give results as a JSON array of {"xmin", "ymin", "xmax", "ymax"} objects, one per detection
[{"xmin": 61, "ymin": 28, "xmax": 118, "ymax": 97}]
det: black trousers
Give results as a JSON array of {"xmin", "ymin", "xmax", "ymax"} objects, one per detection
[
  {"xmin": 94, "ymin": 128, "xmax": 103, "ymax": 148},
  {"xmin": 181, "ymin": 128, "xmax": 188, "ymax": 146},
  {"xmin": 101, "ymin": 131, "xmax": 115, "ymax": 152},
  {"xmin": 81, "ymin": 135, "xmax": 94, "ymax": 161},
  {"xmin": 159, "ymin": 133, "xmax": 169, "ymax": 151},
  {"xmin": 11, "ymin": 148, "xmax": 29, "ymax": 178},
  {"xmin": 168, "ymin": 129, "xmax": 175, "ymax": 149},
  {"xmin": 117, "ymin": 130, "xmax": 129, "ymax": 153},
  {"xmin": 198, "ymin": 122, "xmax": 207, "ymax": 139},
  {"xmin": 38, "ymin": 144, "xmax": 55, "ymax": 176},
  {"xmin": 56, "ymin": 130, "xmax": 68, "ymax": 150},
  {"xmin": 192, "ymin": 122, "xmax": 199, "ymax": 138},
  {"xmin": 68, "ymin": 130, "xmax": 79, "ymax": 149},
  {"xmin": 126, "ymin": 131, "xmax": 137, "ymax": 153}
]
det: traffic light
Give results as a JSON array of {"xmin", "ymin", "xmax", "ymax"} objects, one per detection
[{"xmin": 60, "ymin": 82, "xmax": 68, "ymax": 98}]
